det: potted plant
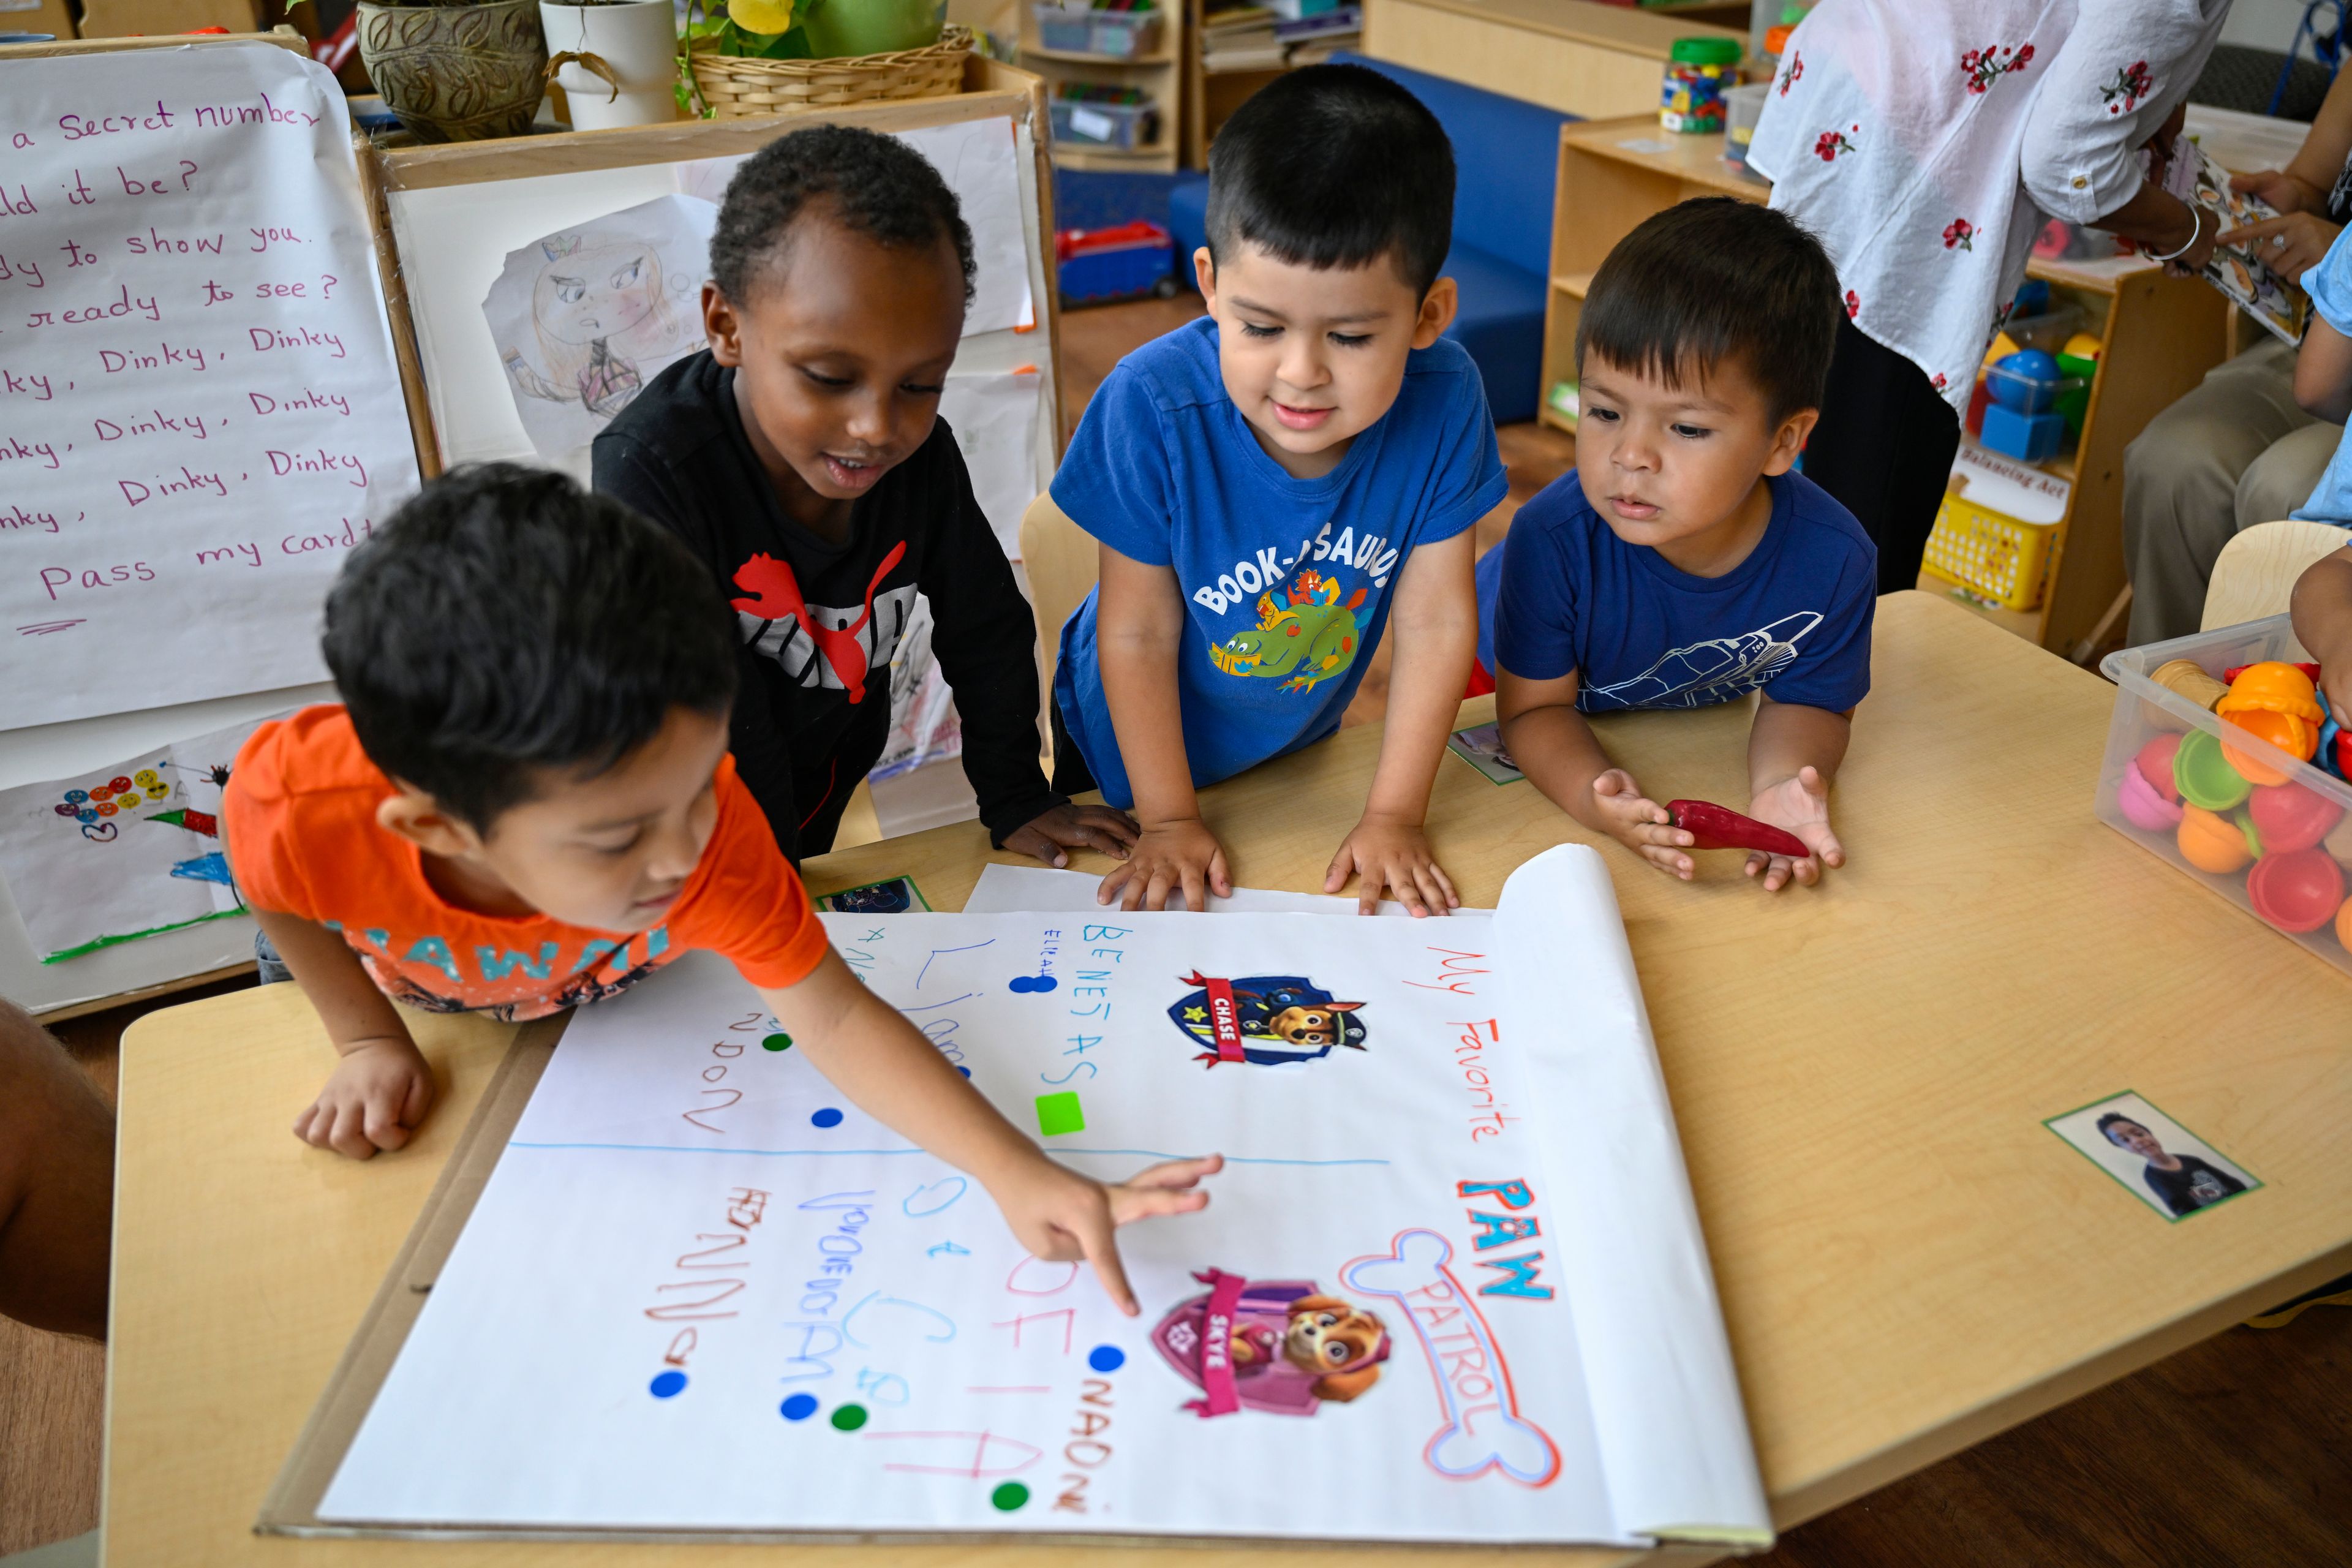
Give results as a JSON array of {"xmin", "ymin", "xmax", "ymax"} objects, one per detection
[
  {"xmin": 357, "ymin": 0, "xmax": 549, "ymax": 143},
  {"xmin": 682, "ymin": 0, "xmax": 966, "ymax": 120},
  {"xmin": 541, "ymin": 0, "xmax": 679, "ymax": 129}
]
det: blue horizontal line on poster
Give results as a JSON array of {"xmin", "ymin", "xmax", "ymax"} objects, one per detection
[{"xmin": 507, "ymin": 1140, "xmax": 1389, "ymax": 1167}]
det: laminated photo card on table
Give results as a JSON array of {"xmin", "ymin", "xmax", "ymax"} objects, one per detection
[{"xmin": 2046, "ymin": 1091, "xmax": 2261, "ymax": 1222}]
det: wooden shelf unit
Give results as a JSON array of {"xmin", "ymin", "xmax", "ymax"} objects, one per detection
[
  {"xmin": 1540, "ymin": 115, "xmax": 2232, "ymax": 660},
  {"xmin": 1020, "ymin": 2, "xmax": 1186, "ymax": 172}
]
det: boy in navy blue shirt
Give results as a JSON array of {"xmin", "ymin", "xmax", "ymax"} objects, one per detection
[
  {"xmin": 1050, "ymin": 65, "xmax": 1506, "ymax": 916},
  {"xmin": 1485, "ymin": 198, "xmax": 1874, "ymax": 892}
]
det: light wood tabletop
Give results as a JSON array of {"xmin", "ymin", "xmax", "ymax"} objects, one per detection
[{"xmin": 101, "ymin": 592, "xmax": 2352, "ymax": 1565}]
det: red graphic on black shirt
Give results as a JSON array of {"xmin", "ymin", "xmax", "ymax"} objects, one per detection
[{"xmin": 729, "ymin": 541, "xmax": 909, "ymax": 704}]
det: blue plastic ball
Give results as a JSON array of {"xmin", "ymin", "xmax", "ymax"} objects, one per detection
[{"xmin": 1989, "ymin": 349, "xmax": 2059, "ymax": 412}]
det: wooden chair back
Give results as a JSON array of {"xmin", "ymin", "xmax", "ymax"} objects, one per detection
[
  {"xmin": 1019, "ymin": 491, "xmax": 1098, "ymax": 706},
  {"xmin": 2201, "ymin": 519, "xmax": 2352, "ymax": 631}
]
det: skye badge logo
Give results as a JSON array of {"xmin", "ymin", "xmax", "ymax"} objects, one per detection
[{"xmin": 1166, "ymin": 973, "xmax": 1367, "ymax": 1066}]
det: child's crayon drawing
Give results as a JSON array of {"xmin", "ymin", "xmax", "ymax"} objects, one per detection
[
  {"xmin": 482, "ymin": 194, "xmax": 717, "ymax": 459},
  {"xmin": 0, "ymin": 714, "xmax": 281, "ymax": 962}
]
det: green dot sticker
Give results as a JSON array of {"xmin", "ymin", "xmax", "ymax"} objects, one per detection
[
  {"xmin": 1035, "ymin": 1090, "xmax": 1085, "ymax": 1137},
  {"xmin": 990, "ymin": 1482, "xmax": 1030, "ymax": 1512},
  {"xmin": 763, "ymin": 1033, "xmax": 793, "ymax": 1052},
  {"xmin": 830, "ymin": 1403, "xmax": 868, "ymax": 1431}
]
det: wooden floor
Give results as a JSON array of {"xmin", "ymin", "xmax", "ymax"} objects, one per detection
[{"xmin": 6, "ymin": 300, "xmax": 2348, "ymax": 1562}]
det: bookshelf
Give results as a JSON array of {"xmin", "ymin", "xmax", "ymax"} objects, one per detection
[{"xmin": 1020, "ymin": 2, "xmax": 1186, "ymax": 172}]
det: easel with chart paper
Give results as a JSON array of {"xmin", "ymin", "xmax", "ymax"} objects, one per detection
[
  {"xmin": 0, "ymin": 31, "xmax": 395, "ymax": 1016},
  {"xmin": 257, "ymin": 849, "xmax": 1770, "ymax": 1551}
]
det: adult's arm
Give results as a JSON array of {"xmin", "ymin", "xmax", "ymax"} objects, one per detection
[{"xmin": 2019, "ymin": 0, "xmax": 2231, "ymax": 263}]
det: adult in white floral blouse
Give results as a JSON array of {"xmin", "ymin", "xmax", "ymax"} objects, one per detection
[{"xmin": 1750, "ymin": 1, "xmax": 2232, "ymax": 595}]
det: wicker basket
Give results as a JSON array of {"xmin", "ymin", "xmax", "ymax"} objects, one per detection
[{"xmin": 687, "ymin": 23, "xmax": 971, "ymax": 117}]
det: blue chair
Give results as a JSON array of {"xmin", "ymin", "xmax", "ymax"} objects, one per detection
[{"xmin": 1166, "ymin": 55, "xmax": 1570, "ymax": 424}]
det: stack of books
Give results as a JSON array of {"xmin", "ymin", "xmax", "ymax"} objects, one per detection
[
  {"xmin": 1201, "ymin": 3, "xmax": 1284, "ymax": 72},
  {"xmin": 1274, "ymin": 2, "xmax": 1359, "ymax": 64}
]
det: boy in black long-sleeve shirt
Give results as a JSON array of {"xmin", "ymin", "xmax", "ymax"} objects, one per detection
[{"xmin": 595, "ymin": 125, "xmax": 1136, "ymax": 865}]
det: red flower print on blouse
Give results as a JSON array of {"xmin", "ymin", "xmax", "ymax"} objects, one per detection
[
  {"xmin": 1943, "ymin": 217, "xmax": 1976, "ymax": 251},
  {"xmin": 1932, "ymin": 372, "xmax": 1949, "ymax": 392},
  {"xmin": 2101, "ymin": 59, "xmax": 2154, "ymax": 115},
  {"xmin": 1844, "ymin": 289, "xmax": 1860, "ymax": 318},
  {"xmin": 1778, "ymin": 49, "xmax": 1803, "ymax": 96},
  {"xmin": 1961, "ymin": 42, "xmax": 2035, "ymax": 94},
  {"xmin": 1815, "ymin": 126, "xmax": 1858, "ymax": 162}
]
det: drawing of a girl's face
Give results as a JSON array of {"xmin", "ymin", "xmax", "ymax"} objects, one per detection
[{"xmin": 535, "ymin": 243, "xmax": 665, "ymax": 344}]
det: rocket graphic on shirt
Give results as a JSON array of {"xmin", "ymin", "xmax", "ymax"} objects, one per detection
[
  {"xmin": 1588, "ymin": 611, "xmax": 1823, "ymax": 710},
  {"xmin": 729, "ymin": 546, "xmax": 916, "ymax": 704}
]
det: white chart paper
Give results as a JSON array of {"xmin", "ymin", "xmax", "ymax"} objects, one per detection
[
  {"xmin": 0, "ymin": 44, "xmax": 420, "ymax": 729},
  {"xmin": 314, "ymin": 849, "xmax": 1767, "ymax": 1548}
]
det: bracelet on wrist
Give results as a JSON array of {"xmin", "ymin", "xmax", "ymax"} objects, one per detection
[{"xmin": 2148, "ymin": 201, "xmax": 2206, "ymax": 264}]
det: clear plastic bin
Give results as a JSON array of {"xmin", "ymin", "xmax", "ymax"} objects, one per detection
[
  {"xmin": 1051, "ymin": 96, "xmax": 1157, "ymax": 149},
  {"xmin": 1722, "ymin": 81, "xmax": 1770, "ymax": 170},
  {"xmin": 1982, "ymin": 360, "xmax": 2084, "ymax": 417},
  {"xmin": 1033, "ymin": 2, "xmax": 1163, "ymax": 57},
  {"xmin": 2097, "ymin": 616, "xmax": 2352, "ymax": 974},
  {"xmin": 1997, "ymin": 303, "xmax": 2084, "ymax": 356}
]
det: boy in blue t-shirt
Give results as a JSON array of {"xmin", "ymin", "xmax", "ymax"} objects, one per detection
[
  {"xmin": 1483, "ymin": 198, "xmax": 1875, "ymax": 892},
  {"xmin": 1050, "ymin": 64, "xmax": 1506, "ymax": 916}
]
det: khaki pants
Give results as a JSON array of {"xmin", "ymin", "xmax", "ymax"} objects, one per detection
[{"xmin": 2123, "ymin": 337, "xmax": 2342, "ymax": 646}]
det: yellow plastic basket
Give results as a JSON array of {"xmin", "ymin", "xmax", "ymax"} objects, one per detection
[{"xmin": 1923, "ymin": 478, "xmax": 2059, "ymax": 612}]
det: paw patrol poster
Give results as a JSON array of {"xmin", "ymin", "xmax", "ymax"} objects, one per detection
[{"xmin": 313, "ymin": 848, "xmax": 1768, "ymax": 1549}]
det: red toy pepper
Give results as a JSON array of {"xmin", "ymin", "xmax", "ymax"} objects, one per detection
[{"xmin": 1665, "ymin": 799, "xmax": 1811, "ymax": 859}]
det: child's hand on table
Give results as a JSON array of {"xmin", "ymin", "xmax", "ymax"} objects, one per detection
[
  {"xmin": 295, "ymin": 1036, "xmax": 437, "ymax": 1159},
  {"xmin": 1003, "ymin": 802, "xmax": 1141, "ymax": 868},
  {"xmin": 1324, "ymin": 813, "xmax": 1460, "ymax": 916},
  {"xmin": 1746, "ymin": 765, "xmax": 1844, "ymax": 892},
  {"xmin": 1098, "ymin": 816, "xmax": 1231, "ymax": 911},
  {"xmin": 1591, "ymin": 769, "xmax": 1696, "ymax": 880},
  {"xmin": 986, "ymin": 1152, "xmax": 1223, "ymax": 1314}
]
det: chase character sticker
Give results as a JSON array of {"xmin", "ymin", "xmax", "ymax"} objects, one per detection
[
  {"xmin": 1152, "ymin": 1270, "xmax": 1390, "ymax": 1417},
  {"xmin": 1167, "ymin": 973, "xmax": 1367, "ymax": 1066},
  {"xmin": 1208, "ymin": 569, "xmax": 1368, "ymax": 694}
]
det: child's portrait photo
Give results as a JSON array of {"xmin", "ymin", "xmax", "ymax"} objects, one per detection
[{"xmin": 2045, "ymin": 1092, "xmax": 2260, "ymax": 1221}]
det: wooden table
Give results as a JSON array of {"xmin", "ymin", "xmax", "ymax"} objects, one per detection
[
  {"xmin": 102, "ymin": 594, "xmax": 2352, "ymax": 1565},
  {"xmin": 1360, "ymin": 0, "xmax": 1743, "ymax": 121}
]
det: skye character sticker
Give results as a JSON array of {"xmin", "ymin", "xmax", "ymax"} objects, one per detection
[
  {"xmin": 1166, "ymin": 973, "xmax": 1367, "ymax": 1066},
  {"xmin": 1152, "ymin": 1270, "xmax": 1389, "ymax": 1417},
  {"xmin": 1208, "ymin": 568, "xmax": 1368, "ymax": 693}
]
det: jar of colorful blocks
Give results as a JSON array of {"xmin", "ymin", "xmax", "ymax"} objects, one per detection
[{"xmin": 1661, "ymin": 37, "xmax": 1742, "ymax": 134}]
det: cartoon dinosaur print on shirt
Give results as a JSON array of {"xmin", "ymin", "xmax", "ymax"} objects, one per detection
[
  {"xmin": 729, "ymin": 542, "xmax": 908, "ymax": 704},
  {"xmin": 1208, "ymin": 569, "xmax": 1368, "ymax": 693}
]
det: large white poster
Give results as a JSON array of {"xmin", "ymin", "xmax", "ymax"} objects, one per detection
[
  {"xmin": 312, "ymin": 850, "xmax": 1768, "ymax": 1548},
  {"xmin": 0, "ymin": 43, "xmax": 420, "ymax": 731}
]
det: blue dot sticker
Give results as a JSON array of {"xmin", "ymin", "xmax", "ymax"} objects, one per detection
[
  {"xmin": 780, "ymin": 1392, "xmax": 820, "ymax": 1421},
  {"xmin": 1087, "ymin": 1344, "xmax": 1125, "ymax": 1373},
  {"xmin": 810, "ymin": 1107, "xmax": 844, "ymax": 1129},
  {"xmin": 650, "ymin": 1370, "xmax": 687, "ymax": 1398}
]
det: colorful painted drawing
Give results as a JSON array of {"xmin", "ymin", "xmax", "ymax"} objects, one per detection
[
  {"xmin": 483, "ymin": 193, "xmax": 717, "ymax": 459},
  {"xmin": 1210, "ymin": 568, "xmax": 1370, "ymax": 693},
  {"xmin": 0, "ymin": 715, "xmax": 279, "ymax": 962},
  {"xmin": 1164, "ymin": 971, "xmax": 1368, "ymax": 1066},
  {"xmin": 1151, "ymin": 1270, "xmax": 1390, "ymax": 1417}
]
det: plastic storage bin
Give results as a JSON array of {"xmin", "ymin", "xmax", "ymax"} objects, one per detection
[
  {"xmin": 2097, "ymin": 617, "xmax": 2352, "ymax": 975},
  {"xmin": 1050, "ymin": 95, "xmax": 1157, "ymax": 149},
  {"xmin": 1033, "ymin": 2, "xmax": 1163, "ymax": 57},
  {"xmin": 1923, "ymin": 440, "xmax": 2068, "ymax": 610},
  {"xmin": 1057, "ymin": 219, "xmax": 1174, "ymax": 303},
  {"xmin": 1722, "ymin": 81, "xmax": 1770, "ymax": 170}
]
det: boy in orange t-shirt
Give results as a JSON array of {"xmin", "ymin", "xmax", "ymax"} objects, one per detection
[{"xmin": 224, "ymin": 466, "xmax": 1214, "ymax": 1311}]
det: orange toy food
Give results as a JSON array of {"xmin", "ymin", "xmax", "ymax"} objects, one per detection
[
  {"xmin": 2178, "ymin": 804, "xmax": 2255, "ymax": 873},
  {"xmin": 2339, "ymin": 892, "xmax": 2352, "ymax": 950},
  {"xmin": 2217, "ymin": 660, "xmax": 2324, "ymax": 725},
  {"xmin": 2220, "ymin": 709, "xmax": 2315, "ymax": 786}
]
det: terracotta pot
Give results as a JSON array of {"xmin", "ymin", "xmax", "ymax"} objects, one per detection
[{"xmin": 358, "ymin": 0, "xmax": 549, "ymax": 143}]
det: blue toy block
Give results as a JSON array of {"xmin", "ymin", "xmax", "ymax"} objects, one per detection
[{"xmin": 1978, "ymin": 402, "xmax": 2067, "ymax": 464}]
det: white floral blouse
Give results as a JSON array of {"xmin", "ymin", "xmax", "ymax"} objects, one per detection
[{"xmin": 1749, "ymin": 0, "xmax": 2231, "ymax": 413}]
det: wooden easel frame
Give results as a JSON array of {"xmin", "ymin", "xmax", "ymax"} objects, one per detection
[{"xmin": 357, "ymin": 56, "xmax": 1067, "ymax": 483}]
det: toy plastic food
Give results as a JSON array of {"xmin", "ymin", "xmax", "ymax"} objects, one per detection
[
  {"xmin": 2149, "ymin": 658, "xmax": 2230, "ymax": 711},
  {"xmin": 2135, "ymin": 733, "xmax": 2183, "ymax": 802},
  {"xmin": 2217, "ymin": 660, "xmax": 2324, "ymax": 724},
  {"xmin": 2338, "ymin": 892, "xmax": 2352, "ymax": 951},
  {"xmin": 2117, "ymin": 763, "xmax": 2185, "ymax": 832},
  {"xmin": 2172, "ymin": 728, "xmax": 2252, "ymax": 811},
  {"xmin": 2248, "ymin": 782, "xmax": 2343, "ymax": 854},
  {"xmin": 2220, "ymin": 709, "xmax": 2314, "ymax": 786},
  {"xmin": 2326, "ymin": 810, "xmax": 2352, "ymax": 867},
  {"xmin": 2177, "ymin": 804, "xmax": 2254, "ymax": 874},
  {"xmin": 1664, "ymin": 799, "xmax": 1810, "ymax": 858},
  {"xmin": 2248, "ymin": 848, "xmax": 2345, "ymax": 933},
  {"xmin": 2223, "ymin": 660, "xmax": 2323, "ymax": 686}
]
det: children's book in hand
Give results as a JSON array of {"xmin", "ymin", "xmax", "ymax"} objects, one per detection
[{"xmin": 2151, "ymin": 134, "xmax": 2310, "ymax": 346}]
